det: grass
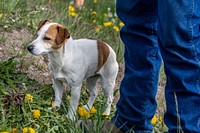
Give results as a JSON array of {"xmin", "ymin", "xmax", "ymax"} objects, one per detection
[{"xmin": 0, "ymin": 0, "xmax": 167, "ymax": 132}]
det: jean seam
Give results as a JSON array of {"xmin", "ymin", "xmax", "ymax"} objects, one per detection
[
  {"xmin": 189, "ymin": 0, "xmax": 200, "ymax": 93},
  {"xmin": 188, "ymin": 0, "xmax": 194, "ymax": 42},
  {"xmin": 143, "ymin": 0, "xmax": 157, "ymax": 129}
]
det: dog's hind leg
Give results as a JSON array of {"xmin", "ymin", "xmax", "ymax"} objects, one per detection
[
  {"xmin": 99, "ymin": 57, "xmax": 118, "ymax": 115},
  {"xmin": 100, "ymin": 77, "xmax": 116, "ymax": 115},
  {"xmin": 83, "ymin": 75, "xmax": 100, "ymax": 110}
]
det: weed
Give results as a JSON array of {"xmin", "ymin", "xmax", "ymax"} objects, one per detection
[{"xmin": 0, "ymin": 0, "xmax": 167, "ymax": 132}]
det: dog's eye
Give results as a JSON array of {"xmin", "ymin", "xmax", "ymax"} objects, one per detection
[{"xmin": 43, "ymin": 37, "xmax": 51, "ymax": 40}]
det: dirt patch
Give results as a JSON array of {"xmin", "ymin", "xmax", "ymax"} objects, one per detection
[{"xmin": 0, "ymin": 28, "xmax": 51, "ymax": 84}]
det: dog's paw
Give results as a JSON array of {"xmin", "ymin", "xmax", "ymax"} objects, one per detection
[
  {"xmin": 103, "ymin": 108, "xmax": 111, "ymax": 116},
  {"xmin": 82, "ymin": 105, "xmax": 90, "ymax": 111}
]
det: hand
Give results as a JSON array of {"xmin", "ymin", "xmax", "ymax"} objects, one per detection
[{"xmin": 74, "ymin": 0, "xmax": 84, "ymax": 7}]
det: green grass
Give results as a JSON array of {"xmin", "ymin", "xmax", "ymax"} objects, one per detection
[{"xmin": 0, "ymin": 0, "xmax": 167, "ymax": 132}]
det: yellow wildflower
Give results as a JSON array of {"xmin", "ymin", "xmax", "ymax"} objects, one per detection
[
  {"xmin": 69, "ymin": 12, "xmax": 78, "ymax": 17},
  {"xmin": 92, "ymin": 20, "xmax": 96, "ymax": 23},
  {"xmin": 68, "ymin": 5, "xmax": 75, "ymax": 12},
  {"xmin": 23, "ymin": 128, "xmax": 28, "ymax": 133},
  {"xmin": 113, "ymin": 26, "xmax": 120, "ymax": 32},
  {"xmin": 52, "ymin": 101, "xmax": 54, "ymax": 107},
  {"xmin": 0, "ymin": 132, "xmax": 9, "ymax": 133},
  {"xmin": 93, "ymin": 0, "xmax": 97, "ymax": 3},
  {"xmin": 102, "ymin": 112, "xmax": 107, "ymax": 116},
  {"xmin": 151, "ymin": 115, "xmax": 157, "ymax": 125},
  {"xmin": 103, "ymin": 13, "xmax": 108, "ymax": 17},
  {"xmin": 67, "ymin": 95, "xmax": 71, "ymax": 101},
  {"xmin": 77, "ymin": 107, "xmax": 90, "ymax": 119},
  {"xmin": 23, "ymin": 127, "xmax": 36, "ymax": 133},
  {"xmin": 119, "ymin": 22, "xmax": 125, "ymax": 27},
  {"xmin": 84, "ymin": 111, "xmax": 90, "ymax": 119},
  {"xmin": 29, "ymin": 128, "xmax": 35, "ymax": 133},
  {"xmin": 25, "ymin": 94, "xmax": 33, "ymax": 102},
  {"xmin": 91, "ymin": 11, "xmax": 97, "ymax": 15},
  {"xmin": 77, "ymin": 107, "xmax": 85, "ymax": 117},
  {"xmin": 90, "ymin": 106, "xmax": 97, "ymax": 114},
  {"xmin": 68, "ymin": 5, "xmax": 78, "ymax": 17},
  {"xmin": 104, "ymin": 21, "xmax": 112, "ymax": 27},
  {"xmin": 0, "ymin": 13, "xmax": 3, "ymax": 19},
  {"xmin": 32, "ymin": 109, "xmax": 41, "ymax": 119}
]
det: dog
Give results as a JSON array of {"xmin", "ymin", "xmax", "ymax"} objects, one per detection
[{"xmin": 27, "ymin": 19, "xmax": 119, "ymax": 120}]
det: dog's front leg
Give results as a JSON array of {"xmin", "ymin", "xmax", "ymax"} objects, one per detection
[
  {"xmin": 67, "ymin": 85, "xmax": 81, "ymax": 121},
  {"xmin": 53, "ymin": 78, "xmax": 64, "ymax": 108}
]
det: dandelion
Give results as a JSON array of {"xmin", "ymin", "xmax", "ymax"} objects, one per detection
[
  {"xmin": 119, "ymin": 22, "xmax": 125, "ymax": 27},
  {"xmin": 23, "ymin": 128, "xmax": 28, "ymax": 133},
  {"xmin": 68, "ymin": 5, "xmax": 75, "ymax": 12},
  {"xmin": 23, "ymin": 128, "xmax": 36, "ymax": 133},
  {"xmin": 0, "ymin": 13, "xmax": 3, "ymax": 19},
  {"xmin": 104, "ymin": 21, "xmax": 112, "ymax": 27},
  {"xmin": 103, "ymin": 13, "xmax": 108, "ymax": 17},
  {"xmin": 92, "ymin": 20, "xmax": 96, "ymax": 23},
  {"xmin": 91, "ymin": 11, "xmax": 97, "ymax": 15},
  {"xmin": 0, "ymin": 132, "xmax": 9, "ymax": 133},
  {"xmin": 52, "ymin": 101, "xmax": 54, "ymax": 107},
  {"xmin": 85, "ymin": 111, "xmax": 90, "ymax": 119},
  {"xmin": 67, "ymin": 95, "xmax": 71, "ymax": 101},
  {"xmin": 90, "ymin": 106, "xmax": 97, "ymax": 114},
  {"xmin": 113, "ymin": 26, "xmax": 120, "ymax": 32},
  {"xmin": 70, "ymin": 12, "xmax": 78, "ymax": 17},
  {"xmin": 77, "ymin": 107, "xmax": 90, "ymax": 119},
  {"xmin": 68, "ymin": 5, "xmax": 78, "ymax": 17},
  {"xmin": 102, "ymin": 112, "xmax": 107, "ymax": 116},
  {"xmin": 29, "ymin": 128, "xmax": 36, "ymax": 133},
  {"xmin": 25, "ymin": 94, "xmax": 33, "ymax": 102},
  {"xmin": 151, "ymin": 115, "xmax": 157, "ymax": 125},
  {"xmin": 77, "ymin": 107, "xmax": 86, "ymax": 117},
  {"xmin": 93, "ymin": 0, "xmax": 97, "ymax": 3},
  {"xmin": 32, "ymin": 109, "xmax": 41, "ymax": 119}
]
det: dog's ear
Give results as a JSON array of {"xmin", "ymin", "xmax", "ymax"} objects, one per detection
[
  {"xmin": 37, "ymin": 19, "xmax": 51, "ymax": 31},
  {"xmin": 55, "ymin": 25, "xmax": 70, "ymax": 46}
]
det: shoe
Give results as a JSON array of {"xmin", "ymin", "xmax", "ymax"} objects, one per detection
[{"xmin": 79, "ymin": 120, "xmax": 124, "ymax": 133}]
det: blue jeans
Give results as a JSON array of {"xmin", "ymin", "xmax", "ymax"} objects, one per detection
[{"xmin": 112, "ymin": 0, "xmax": 200, "ymax": 132}]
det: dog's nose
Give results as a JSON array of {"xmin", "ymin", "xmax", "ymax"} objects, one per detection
[{"xmin": 27, "ymin": 45, "xmax": 34, "ymax": 52}]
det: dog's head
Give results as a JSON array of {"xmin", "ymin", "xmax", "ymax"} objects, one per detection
[{"xmin": 27, "ymin": 19, "xmax": 70, "ymax": 55}]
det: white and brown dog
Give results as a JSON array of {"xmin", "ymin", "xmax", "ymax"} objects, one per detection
[{"xmin": 27, "ymin": 19, "xmax": 118, "ymax": 120}]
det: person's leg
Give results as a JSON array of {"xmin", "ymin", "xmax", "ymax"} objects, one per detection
[
  {"xmin": 158, "ymin": 0, "xmax": 200, "ymax": 132},
  {"xmin": 112, "ymin": 0, "xmax": 161, "ymax": 132}
]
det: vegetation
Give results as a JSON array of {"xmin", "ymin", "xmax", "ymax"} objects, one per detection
[{"xmin": 0, "ymin": 0, "xmax": 167, "ymax": 132}]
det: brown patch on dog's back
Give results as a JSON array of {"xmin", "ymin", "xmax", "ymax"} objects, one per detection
[{"xmin": 95, "ymin": 40, "xmax": 110, "ymax": 73}]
